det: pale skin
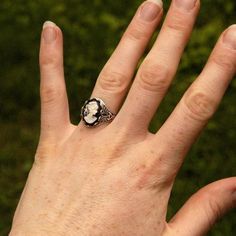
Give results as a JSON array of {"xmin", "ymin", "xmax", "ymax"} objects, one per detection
[{"xmin": 10, "ymin": 0, "xmax": 236, "ymax": 235}]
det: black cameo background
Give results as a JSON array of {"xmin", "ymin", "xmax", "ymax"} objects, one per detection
[{"xmin": 81, "ymin": 98, "xmax": 103, "ymax": 127}]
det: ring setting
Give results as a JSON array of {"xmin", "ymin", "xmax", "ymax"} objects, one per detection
[{"xmin": 80, "ymin": 97, "xmax": 115, "ymax": 127}]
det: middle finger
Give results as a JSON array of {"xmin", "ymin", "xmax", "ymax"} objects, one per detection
[{"xmin": 115, "ymin": 0, "xmax": 200, "ymax": 131}]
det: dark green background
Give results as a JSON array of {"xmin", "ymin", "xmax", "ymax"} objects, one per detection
[{"xmin": 0, "ymin": 0, "xmax": 235, "ymax": 235}]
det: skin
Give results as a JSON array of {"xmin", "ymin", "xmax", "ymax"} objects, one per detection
[{"xmin": 10, "ymin": 0, "xmax": 236, "ymax": 235}]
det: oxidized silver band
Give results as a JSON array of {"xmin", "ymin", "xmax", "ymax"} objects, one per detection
[{"xmin": 80, "ymin": 98, "xmax": 115, "ymax": 127}]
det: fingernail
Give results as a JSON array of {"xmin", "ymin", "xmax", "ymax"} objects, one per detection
[
  {"xmin": 175, "ymin": 0, "xmax": 197, "ymax": 11},
  {"xmin": 42, "ymin": 21, "xmax": 57, "ymax": 44},
  {"xmin": 223, "ymin": 25, "xmax": 236, "ymax": 50},
  {"xmin": 139, "ymin": 0, "xmax": 163, "ymax": 22}
]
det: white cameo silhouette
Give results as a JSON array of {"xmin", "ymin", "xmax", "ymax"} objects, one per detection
[{"xmin": 83, "ymin": 101, "xmax": 99, "ymax": 124}]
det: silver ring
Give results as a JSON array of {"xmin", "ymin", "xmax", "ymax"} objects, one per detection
[{"xmin": 80, "ymin": 97, "xmax": 115, "ymax": 127}]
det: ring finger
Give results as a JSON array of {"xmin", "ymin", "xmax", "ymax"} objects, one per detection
[{"xmin": 78, "ymin": 0, "xmax": 163, "ymax": 127}]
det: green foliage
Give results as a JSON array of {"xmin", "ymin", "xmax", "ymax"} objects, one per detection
[{"xmin": 0, "ymin": 0, "xmax": 235, "ymax": 235}]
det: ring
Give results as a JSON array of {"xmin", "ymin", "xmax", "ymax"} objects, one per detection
[{"xmin": 80, "ymin": 97, "xmax": 116, "ymax": 127}]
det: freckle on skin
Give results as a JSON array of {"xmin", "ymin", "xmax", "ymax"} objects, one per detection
[
  {"xmin": 92, "ymin": 224, "xmax": 97, "ymax": 229},
  {"xmin": 150, "ymin": 149, "xmax": 154, "ymax": 154},
  {"xmin": 141, "ymin": 164, "xmax": 147, "ymax": 169},
  {"xmin": 136, "ymin": 164, "xmax": 147, "ymax": 172}
]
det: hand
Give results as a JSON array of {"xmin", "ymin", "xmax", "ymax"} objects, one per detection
[{"xmin": 10, "ymin": 0, "xmax": 236, "ymax": 235}]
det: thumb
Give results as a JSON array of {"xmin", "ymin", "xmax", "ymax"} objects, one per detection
[{"xmin": 167, "ymin": 178, "xmax": 236, "ymax": 236}]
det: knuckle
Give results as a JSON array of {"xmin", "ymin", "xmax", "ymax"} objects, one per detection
[
  {"xmin": 125, "ymin": 23, "xmax": 148, "ymax": 41},
  {"xmin": 40, "ymin": 54, "xmax": 61, "ymax": 69},
  {"xmin": 211, "ymin": 53, "xmax": 235, "ymax": 71},
  {"xmin": 197, "ymin": 190, "xmax": 223, "ymax": 227},
  {"xmin": 98, "ymin": 69, "xmax": 128, "ymax": 93},
  {"xmin": 133, "ymin": 150, "xmax": 175, "ymax": 191},
  {"xmin": 41, "ymin": 85, "xmax": 64, "ymax": 105},
  {"xmin": 34, "ymin": 144, "xmax": 57, "ymax": 165},
  {"xmin": 207, "ymin": 197, "xmax": 222, "ymax": 222},
  {"xmin": 165, "ymin": 12, "xmax": 190, "ymax": 33},
  {"xmin": 138, "ymin": 63, "xmax": 170, "ymax": 92},
  {"xmin": 183, "ymin": 89, "xmax": 216, "ymax": 121}
]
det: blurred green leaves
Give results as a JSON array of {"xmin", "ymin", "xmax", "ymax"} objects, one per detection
[{"xmin": 0, "ymin": 0, "xmax": 235, "ymax": 235}]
